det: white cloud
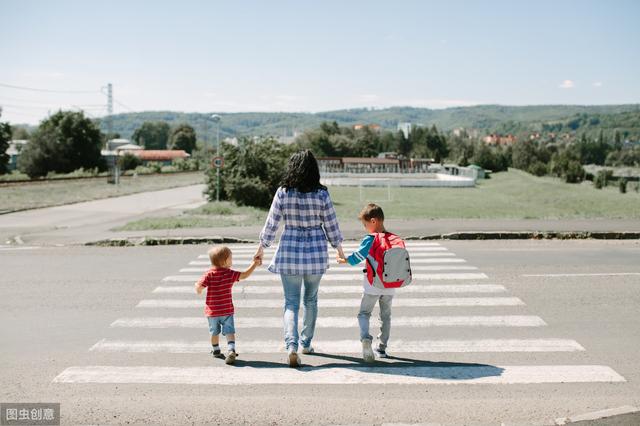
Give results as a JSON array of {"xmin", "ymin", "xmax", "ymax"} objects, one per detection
[
  {"xmin": 559, "ymin": 80, "xmax": 575, "ymax": 89},
  {"xmin": 359, "ymin": 94, "xmax": 380, "ymax": 102},
  {"xmin": 593, "ymin": 81, "xmax": 603, "ymax": 88}
]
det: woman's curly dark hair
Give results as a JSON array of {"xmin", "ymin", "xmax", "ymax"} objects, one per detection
[{"xmin": 280, "ymin": 150, "xmax": 327, "ymax": 193}]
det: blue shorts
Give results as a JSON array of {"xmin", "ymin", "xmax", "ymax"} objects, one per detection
[{"xmin": 207, "ymin": 315, "xmax": 235, "ymax": 336}]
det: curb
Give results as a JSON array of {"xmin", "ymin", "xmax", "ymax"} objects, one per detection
[
  {"xmin": 554, "ymin": 405, "xmax": 639, "ymax": 425},
  {"xmin": 407, "ymin": 231, "xmax": 640, "ymax": 240},
  {"xmin": 85, "ymin": 231, "xmax": 640, "ymax": 246},
  {"xmin": 85, "ymin": 236, "xmax": 257, "ymax": 247}
]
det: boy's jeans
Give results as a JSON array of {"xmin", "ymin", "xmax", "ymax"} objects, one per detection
[
  {"xmin": 280, "ymin": 274, "xmax": 322, "ymax": 351},
  {"xmin": 358, "ymin": 294, "xmax": 393, "ymax": 350}
]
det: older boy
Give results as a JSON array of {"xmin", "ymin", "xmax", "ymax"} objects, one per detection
[{"xmin": 337, "ymin": 204, "xmax": 395, "ymax": 362}]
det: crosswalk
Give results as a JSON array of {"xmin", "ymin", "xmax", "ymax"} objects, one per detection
[{"xmin": 52, "ymin": 241, "xmax": 626, "ymax": 386}]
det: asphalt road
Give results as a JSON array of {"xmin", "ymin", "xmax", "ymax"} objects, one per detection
[
  {"xmin": 0, "ymin": 184, "xmax": 207, "ymax": 246},
  {"xmin": 1, "ymin": 240, "xmax": 639, "ymax": 425}
]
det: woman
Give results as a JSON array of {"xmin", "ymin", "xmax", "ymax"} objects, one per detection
[{"xmin": 254, "ymin": 150, "xmax": 345, "ymax": 367}]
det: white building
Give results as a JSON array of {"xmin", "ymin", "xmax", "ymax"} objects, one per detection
[
  {"xmin": 397, "ymin": 122, "xmax": 412, "ymax": 139},
  {"xmin": 5, "ymin": 140, "xmax": 28, "ymax": 171}
]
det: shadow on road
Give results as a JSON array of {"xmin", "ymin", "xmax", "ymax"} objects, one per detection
[{"xmin": 230, "ymin": 351, "xmax": 505, "ymax": 381}]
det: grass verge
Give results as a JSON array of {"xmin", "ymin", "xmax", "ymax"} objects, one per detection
[{"xmin": 114, "ymin": 170, "xmax": 640, "ymax": 231}]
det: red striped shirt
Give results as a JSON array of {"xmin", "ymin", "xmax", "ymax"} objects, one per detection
[{"xmin": 197, "ymin": 268, "xmax": 241, "ymax": 317}]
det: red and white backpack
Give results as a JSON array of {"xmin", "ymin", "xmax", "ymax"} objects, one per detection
[{"xmin": 365, "ymin": 232, "xmax": 412, "ymax": 289}]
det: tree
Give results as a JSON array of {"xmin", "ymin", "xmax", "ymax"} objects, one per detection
[
  {"xmin": 564, "ymin": 161, "xmax": 585, "ymax": 183},
  {"xmin": 396, "ymin": 131, "xmax": 412, "ymax": 157},
  {"xmin": 207, "ymin": 137, "xmax": 296, "ymax": 208},
  {"xmin": 18, "ymin": 111, "xmax": 104, "ymax": 178},
  {"xmin": 170, "ymin": 123, "xmax": 197, "ymax": 154},
  {"xmin": 11, "ymin": 126, "xmax": 30, "ymax": 140},
  {"xmin": 132, "ymin": 121, "xmax": 170, "ymax": 149},
  {"xmin": 0, "ymin": 120, "xmax": 11, "ymax": 174},
  {"xmin": 511, "ymin": 140, "xmax": 538, "ymax": 171}
]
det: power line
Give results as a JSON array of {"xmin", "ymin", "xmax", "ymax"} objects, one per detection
[
  {"xmin": 114, "ymin": 99, "xmax": 135, "ymax": 112},
  {"xmin": 0, "ymin": 82, "xmax": 99, "ymax": 94}
]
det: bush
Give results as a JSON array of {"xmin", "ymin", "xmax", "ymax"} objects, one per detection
[
  {"xmin": 564, "ymin": 161, "xmax": 585, "ymax": 183},
  {"xmin": 594, "ymin": 170, "xmax": 613, "ymax": 189},
  {"xmin": 118, "ymin": 153, "xmax": 142, "ymax": 171},
  {"xmin": 528, "ymin": 161, "xmax": 548, "ymax": 177},
  {"xmin": 172, "ymin": 158, "xmax": 199, "ymax": 171},
  {"xmin": 224, "ymin": 176, "xmax": 272, "ymax": 208},
  {"xmin": 619, "ymin": 178, "xmax": 627, "ymax": 194},
  {"xmin": 145, "ymin": 162, "xmax": 163, "ymax": 173}
]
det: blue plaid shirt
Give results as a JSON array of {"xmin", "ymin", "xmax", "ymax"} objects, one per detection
[{"xmin": 259, "ymin": 186, "xmax": 343, "ymax": 275}]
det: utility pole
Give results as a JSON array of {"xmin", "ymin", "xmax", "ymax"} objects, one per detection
[
  {"xmin": 106, "ymin": 83, "xmax": 113, "ymax": 137},
  {"xmin": 210, "ymin": 114, "xmax": 222, "ymax": 202}
]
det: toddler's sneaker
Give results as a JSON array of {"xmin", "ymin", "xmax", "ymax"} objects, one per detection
[
  {"xmin": 374, "ymin": 346, "xmax": 388, "ymax": 358},
  {"xmin": 302, "ymin": 346, "xmax": 315, "ymax": 354},
  {"xmin": 362, "ymin": 340, "xmax": 375, "ymax": 363},
  {"xmin": 225, "ymin": 350, "xmax": 237, "ymax": 365},
  {"xmin": 288, "ymin": 348, "xmax": 300, "ymax": 368},
  {"xmin": 211, "ymin": 349, "xmax": 223, "ymax": 359}
]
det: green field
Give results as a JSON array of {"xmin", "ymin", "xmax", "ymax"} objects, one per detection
[
  {"xmin": 115, "ymin": 170, "xmax": 640, "ymax": 231},
  {"xmin": 0, "ymin": 172, "xmax": 205, "ymax": 213}
]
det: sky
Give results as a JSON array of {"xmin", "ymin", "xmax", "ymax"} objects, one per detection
[{"xmin": 1, "ymin": 0, "xmax": 639, "ymax": 124}]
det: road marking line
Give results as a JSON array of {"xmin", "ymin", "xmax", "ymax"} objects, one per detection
[
  {"xmin": 163, "ymin": 273, "xmax": 488, "ymax": 282},
  {"xmin": 197, "ymin": 252, "xmax": 457, "ymax": 260},
  {"xmin": 90, "ymin": 338, "xmax": 585, "ymax": 354},
  {"xmin": 179, "ymin": 266, "xmax": 478, "ymax": 273},
  {"xmin": 523, "ymin": 273, "xmax": 640, "ymax": 277},
  {"xmin": 111, "ymin": 315, "xmax": 547, "ymax": 328},
  {"xmin": 221, "ymin": 242, "xmax": 443, "ymax": 250},
  {"xmin": 0, "ymin": 246, "xmax": 40, "ymax": 251},
  {"xmin": 52, "ymin": 365, "xmax": 625, "ymax": 385},
  {"xmin": 153, "ymin": 284, "xmax": 507, "ymax": 295},
  {"xmin": 189, "ymin": 257, "xmax": 466, "ymax": 266},
  {"xmin": 136, "ymin": 297, "xmax": 523, "ymax": 308}
]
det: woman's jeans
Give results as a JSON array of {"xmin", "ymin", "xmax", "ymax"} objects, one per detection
[{"xmin": 281, "ymin": 274, "xmax": 322, "ymax": 351}]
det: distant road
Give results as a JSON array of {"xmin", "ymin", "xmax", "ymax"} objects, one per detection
[{"xmin": 0, "ymin": 184, "xmax": 206, "ymax": 245}]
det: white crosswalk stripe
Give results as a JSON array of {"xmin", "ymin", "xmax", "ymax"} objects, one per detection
[
  {"xmin": 221, "ymin": 242, "xmax": 443, "ymax": 252},
  {"xmin": 90, "ymin": 338, "xmax": 585, "ymax": 353},
  {"xmin": 53, "ymin": 365, "xmax": 625, "ymax": 385},
  {"xmin": 53, "ymin": 242, "xmax": 626, "ymax": 387},
  {"xmin": 179, "ymin": 265, "xmax": 478, "ymax": 273},
  {"xmin": 137, "ymin": 297, "xmax": 524, "ymax": 308},
  {"xmin": 189, "ymin": 257, "xmax": 466, "ymax": 266},
  {"xmin": 162, "ymin": 272, "xmax": 489, "ymax": 282},
  {"xmin": 198, "ymin": 250, "xmax": 454, "ymax": 260},
  {"xmin": 152, "ymin": 284, "xmax": 508, "ymax": 295},
  {"xmin": 110, "ymin": 315, "xmax": 548, "ymax": 328}
]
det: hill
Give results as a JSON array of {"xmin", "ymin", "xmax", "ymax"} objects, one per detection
[{"xmin": 94, "ymin": 104, "xmax": 639, "ymax": 143}]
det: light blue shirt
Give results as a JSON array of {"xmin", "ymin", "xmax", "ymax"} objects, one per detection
[{"xmin": 346, "ymin": 234, "xmax": 395, "ymax": 296}]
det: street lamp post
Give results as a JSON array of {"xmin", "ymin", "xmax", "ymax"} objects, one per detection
[{"xmin": 211, "ymin": 114, "xmax": 221, "ymax": 202}]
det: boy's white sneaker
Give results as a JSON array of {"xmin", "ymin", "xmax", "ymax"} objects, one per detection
[
  {"xmin": 288, "ymin": 348, "xmax": 300, "ymax": 368},
  {"xmin": 362, "ymin": 340, "xmax": 375, "ymax": 363},
  {"xmin": 375, "ymin": 347, "xmax": 389, "ymax": 358},
  {"xmin": 302, "ymin": 346, "xmax": 314, "ymax": 354}
]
